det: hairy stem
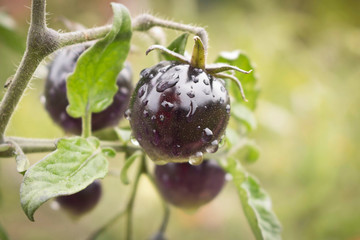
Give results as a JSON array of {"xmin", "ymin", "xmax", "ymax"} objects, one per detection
[
  {"xmin": 59, "ymin": 25, "xmax": 111, "ymax": 47},
  {"xmin": 132, "ymin": 14, "xmax": 208, "ymax": 51},
  {"xmin": 0, "ymin": 51, "xmax": 42, "ymax": 142},
  {"xmin": 0, "ymin": 137, "xmax": 139, "ymax": 158}
]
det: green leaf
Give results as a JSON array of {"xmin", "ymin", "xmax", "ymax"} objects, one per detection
[
  {"xmin": 215, "ymin": 51, "xmax": 259, "ymax": 110},
  {"xmin": 20, "ymin": 137, "xmax": 109, "ymax": 221},
  {"xmin": 66, "ymin": 3, "xmax": 132, "ymax": 118},
  {"xmin": 0, "ymin": 222, "xmax": 9, "ymax": 240},
  {"xmin": 120, "ymin": 152, "xmax": 141, "ymax": 185},
  {"xmin": 221, "ymin": 157, "xmax": 282, "ymax": 240},
  {"xmin": 161, "ymin": 33, "xmax": 189, "ymax": 61},
  {"xmin": 233, "ymin": 141, "xmax": 260, "ymax": 164},
  {"xmin": 231, "ymin": 102, "xmax": 257, "ymax": 131}
]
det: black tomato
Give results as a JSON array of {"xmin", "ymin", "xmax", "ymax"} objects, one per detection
[
  {"xmin": 154, "ymin": 160, "xmax": 226, "ymax": 209},
  {"xmin": 128, "ymin": 61, "xmax": 230, "ymax": 164}
]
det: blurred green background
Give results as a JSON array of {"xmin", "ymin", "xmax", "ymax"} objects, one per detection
[{"xmin": 1, "ymin": 0, "xmax": 360, "ymax": 239}]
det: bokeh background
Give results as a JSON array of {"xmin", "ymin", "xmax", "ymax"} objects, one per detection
[{"xmin": 1, "ymin": 0, "xmax": 360, "ymax": 239}]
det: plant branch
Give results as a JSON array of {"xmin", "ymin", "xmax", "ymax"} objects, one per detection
[
  {"xmin": 132, "ymin": 14, "xmax": 208, "ymax": 51},
  {"xmin": 125, "ymin": 155, "xmax": 145, "ymax": 240},
  {"xmin": 31, "ymin": 0, "xmax": 46, "ymax": 28},
  {"xmin": 144, "ymin": 160, "xmax": 170, "ymax": 237},
  {"xmin": 59, "ymin": 25, "xmax": 111, "ymax": 47},
  {"xmin": 0, "ymin": 137, "xmax": 139, "ymax": 158},
  {"xmin": 88, "ymin": 209, "xmax": 127, "ymax": 240}
]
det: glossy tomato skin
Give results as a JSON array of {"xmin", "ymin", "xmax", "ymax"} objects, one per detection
[
  {"xmin": 56, "ymin": 180, "xmax": 102, "ymax": 215},
  {"xmin": 44, "ymin": 44, "xmax": 133, "ymax": 134},
  {"xmin": 128, "ymin": 61, "xmax": 230, "ymax": 163},
  {"xmin": 154, "ymin": 160, "xmax": 226, "ymax": 209}
]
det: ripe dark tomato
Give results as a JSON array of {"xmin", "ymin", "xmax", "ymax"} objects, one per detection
[
  {"xmin": 44, "ymin": 44, "xmax": 133, "ymax": 134},
  {"xmin": 128, "ymin": 61, "xmax": 230, "ymax": 164},
  {"xmin": 154, "ymin": 160, "xmax": 226, "ymax": 209},
  {"xmin": 55, "ymin": 180, "xmax": 102, "ymax": 215}
]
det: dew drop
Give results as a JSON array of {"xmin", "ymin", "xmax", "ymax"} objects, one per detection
[
  {"xmin": 151, "ymin": 115, "xmax": 157, "ymax": 121},
  {"xmin": 143, "ymin": 110, "xmax": 149, "ymax": 118},
  {"xmin": 219, "ymin": 98, "xmax": 225, "ymax": 104},
  {"xmin": 186, "ymin": 101, "xmax": 197, "ymax": 122},
  {"xmin": 124, "ymin": 109, "xmax": 131, "ymax": 120},
  {"xmin": 226, "ymin": 104, "xmax": 231, "ymax": 114},
  {"xmin": 194, "ymin": 77, "xmax": 199, "ymax": 83},
  {"xmin": 143, "ymin": 100, "xmax": 149, "ymax": 106},
  {"xmin": 156, "ymin": 76, "xmax": 179, "ymax": 92},
  {"xmin": 175, "ymin": 66, "xmax": 181, "ymax": 71},
  {"xmin": 159, "ymin": 114, "xmax": 165, "ymax": 121},
  {"xmin": 130, "ymin": 136, "xmax": 140, "ymax": 146},
  {"xmin": 149, "ymin": 73, "xmax": 154, "ymax": 79},
  {"xmin": 206, "ymin": 140, "xmax": 219, "ymax": 153},
  {"xmin": 138, "ymin": 85, "xmax": 146, "ymax": 98},
  {"xmin": 203, "ymin": 88, "xmax": 211, "ymax": 95},
  {"xmin": 221, "ymin": 86, "xmax": 226, "ymax": 92},
  {"xmin": 140, "ymin": 69, "xmax": 150, "ymax": 78},
  {"xmin": 176, "ymin": 91, "xmax": 181, "ymax": 95},
  {"xmin": 187, "ymin": 90, "xmax": 195, "ymax": 98},
  {"xmin": 202, "ymin": 128, "xmax": 213, "ymax": 142},
  {"xmin": 218, "ymin": 135, "xmax": 226, "ymax": 149},
  {"xmin": 203, "ymin": 79, "xmax": 210, "ymax": 85},
  {"xmin": 189, "ymin": 152, "xmax": 203, "ymax": 165},
  {"xmin": 161, "ymin": 100, "xmax": 174, "ymax": 110}
]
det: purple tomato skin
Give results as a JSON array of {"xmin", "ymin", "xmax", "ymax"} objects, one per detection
[
  {"xmin": 128, "ymin": 61, "xmax": 230, "ymax": 163},
  {"xmin": 44, "ymin": 44, "xmax": 133, "ymax": 134},
  {"xmin": 154, "ymin": 160, "xmax": 226, "ymax": 209},
  {"xmin": 56, "ymin": 180, "xmax": 102, "ymax": 215}
]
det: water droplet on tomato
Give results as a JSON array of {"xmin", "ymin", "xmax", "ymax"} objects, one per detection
[
  {"xmin": 206, "ymin": 140, "xmax": 219, "ymax": 153},
  {"xmin": 189, "ymin": 152, "xmax": 203, "ymax": 165},
  {"xmin": 124, "ymin": 109, "xmax": 131, "ymax": 120},
  {"xmin": 202, "ymin": 128, "xmax": 213, "ymax": 142}
]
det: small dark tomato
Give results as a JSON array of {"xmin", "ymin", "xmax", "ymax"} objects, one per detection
[
  {"xmin": 55, "ymin": 180, "xmax": 102, "ymax": 215},
  {"xmin": 44, "ymin": 44, "xmax": 133, "ymax": 134},
  {"xmin": 154, "ymin": 160, "xmax": 226, "ymax": 209}
]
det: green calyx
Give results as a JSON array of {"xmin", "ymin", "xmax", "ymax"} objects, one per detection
[{"xmin": 145, "ymin": 36, "xmax": 252, "ymax": 101}]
